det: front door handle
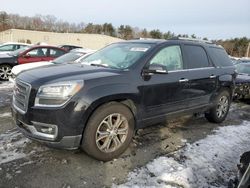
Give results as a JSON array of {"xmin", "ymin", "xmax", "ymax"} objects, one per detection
[
  {"xmin": 179, "ymin": 78, "xmax": 189, "ymax": 83},
  {"xmin": 209, "ymin": 75, "xmax": 216, "ymax": 79}
]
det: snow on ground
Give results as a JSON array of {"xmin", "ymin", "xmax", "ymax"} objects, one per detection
[
  {"xmin": 0, "ymin": 97, "xmax": 11, "ymax": 107},
  {"xmin": 0, "ymin": 129, "xmax": 30, "ymax": 165},
  {"xmin": 0, "ymin": 82, "xmax": 49, "ymax": 165},
  {"xmin": 117, "ymin": 121, "xmax": 250, "ymax": 188},
  {"xmin": 0, "ymin": 81, "xmax": 13, "ymax": 107},
  {"xmin": 0, "ymin": 128, "xmax": 50, "ymax": 165},
  {"xmin": 0, "ymin": 112, "xmax": 12, "ymax": 118},
  {"xmin": 0, "ymin": 81, "xmax": 14, "ymax": 90}
]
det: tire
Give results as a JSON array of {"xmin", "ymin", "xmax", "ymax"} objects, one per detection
[
  {"xmin": 205, "ymin": 89, "xmax": 231, "ymax": 123},
  {"xmin": 81, "ymin": 102, "xmax": 135, "ymax": 161},
  {"xmin": 0, "ymin": 64, "xmax": 12, "ymax": 81}
]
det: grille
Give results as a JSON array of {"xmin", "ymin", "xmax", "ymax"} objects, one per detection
[{"xmin": 13, "ymin": 79, "xmax": 31, "ymax": 114}]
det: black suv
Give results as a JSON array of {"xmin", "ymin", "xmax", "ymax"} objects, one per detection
[{"xmin": 12, "ymin": 38, "xmax": 235, "ymax": 161}]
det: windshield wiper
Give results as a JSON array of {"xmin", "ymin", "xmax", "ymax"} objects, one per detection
[{"xmin": 81, "ymin": 62, "xmax": 118, "ymax": 69}]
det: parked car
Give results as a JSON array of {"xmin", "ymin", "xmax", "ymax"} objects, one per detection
[
  {"xmin": 58, "ymin": 45, "xmax": 82, "ymax": 52},
  {"xmin": 237, "ymin": 151, "xmax": 250, "ymax": 188},
  {"xmin": 12, "ymin": 38, "xmax": 235, "ymax": 161},
  {"xmin": 0, "ymin": 42, "xmax": 31, "ymax": 54},
  {"xmin": 229, "ymin": 151, "xmax": 250, "ymax": 188},
  {"xmin": 0, "ymin": 45, "xmax": 67, "ymax": 80},
  {"xmin": 70, "ymin": 47, "xmax": 96, "ymax": 53},
  {"xmin": 234, "ymin": 63, "xmax": 250, "ymax": 100},
  {"xmin": 10, "ymin": 49, "xmax": 95, "ymax": 82},
  {"xmin": 240, "ymin": 58, "xmax": 250, "ymax": 64}
]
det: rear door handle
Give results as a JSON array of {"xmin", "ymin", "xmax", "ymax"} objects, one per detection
[
  {"xmin": 209, "ymin": 75, "xmax": 216, "ymax": 79},
  {"xmin": 179, "ymin": 78, "xmax": 189, "ymax": 83}
]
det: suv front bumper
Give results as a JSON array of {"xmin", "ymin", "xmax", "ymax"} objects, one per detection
[{"xmin": 12, "ymin": 106, "xmax": 82, "ymax": 149}]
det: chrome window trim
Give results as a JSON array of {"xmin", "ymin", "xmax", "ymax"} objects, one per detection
[{"xmin": 168, "ymin": 66, "xmax": 216, "ymax": 73}]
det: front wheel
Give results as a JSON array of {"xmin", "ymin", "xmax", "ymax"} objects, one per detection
[
  {"xmin": 205, "ymin": 90, "xmax": 231, "ymax": 123},
  {"xmin": 0, "ymin": 64, "xmax": 12, "ymax": 81},
  {"xmin": 81, "ymin": 102, "xmax": 135, "ymax": 161}
]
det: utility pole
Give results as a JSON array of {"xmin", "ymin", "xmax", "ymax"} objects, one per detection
[{"xmin": 246, "ymin": 42, "xmax": 250, "ymax": 58}]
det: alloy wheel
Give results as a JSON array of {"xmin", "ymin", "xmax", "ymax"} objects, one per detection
[
  {"xmin": 216, "ymin": 96, "xmax": 229, "ymax": 118},
  {"xmin": 0, "ymin": 65, "xmax": 12, "ymax": 80},
  {"xmin": 96, "ymin": 113, "xmax": 129, "ymax": 153}
]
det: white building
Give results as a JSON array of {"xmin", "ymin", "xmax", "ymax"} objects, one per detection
[{"xmin": 0, "ymin": 29, "xmax": 123, "ymax": 50}]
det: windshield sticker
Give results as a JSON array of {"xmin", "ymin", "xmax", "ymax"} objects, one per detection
[{"xmin": 130, "ymin": 47, "xmax": 149, "ymax": 52}]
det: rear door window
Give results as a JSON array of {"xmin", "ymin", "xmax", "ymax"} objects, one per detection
[
  {"xmin": 183, "ymin": 45, "xmax": 210, "ymax": 69},
  {"xmin": 18, "ymin": 45, "xmax": 27, "ymax": 50},
  {"xmin": 14, "ymin": 45, "xmax": 20, "ymax": 50},
  {"xmin": 50, "ymin": 48, "xmax": 65, "ymax": 57}
]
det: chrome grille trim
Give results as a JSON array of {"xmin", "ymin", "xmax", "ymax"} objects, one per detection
[{"xmin": 13, "ymin": 79, "xmax": 31, "ymax": 114}]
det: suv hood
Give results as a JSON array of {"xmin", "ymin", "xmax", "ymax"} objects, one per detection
[{"xmin": 18, "ymin": 63, "xmax": 122, "ymax": 84}]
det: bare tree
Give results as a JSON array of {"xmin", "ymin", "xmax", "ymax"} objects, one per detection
[{"xmin": 0, "ymin": 11, "xmax": 10, "ymax": 31}]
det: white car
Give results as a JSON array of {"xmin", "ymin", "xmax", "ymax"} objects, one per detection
[
  {"xmin": 0, "ymin": 42, "xmax": 31, "ymax": 54},
  {"xmin": 10, "ymin": 49, "xmax": 95, "ymax": 82}
]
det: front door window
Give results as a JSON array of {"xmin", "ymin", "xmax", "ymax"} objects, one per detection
[
  {"xmin": 26, "ymin": 48, "xmax": 48, "ymax": 57},
  {"xmin": 150, "ymin": 45, "xmax": 183, "ymax": 71}
]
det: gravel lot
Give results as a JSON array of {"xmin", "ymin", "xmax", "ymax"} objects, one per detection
[{"xmin": 0, "ymin": 81, "xmax": 250, "ymax": 188}]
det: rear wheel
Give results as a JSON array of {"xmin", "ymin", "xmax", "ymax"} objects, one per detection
[
  {"xmin": 205, "ymin": 90, "xmax": 231, "ymax": 123},
  {"xmin": 81, "ymin": 102, "xmax": 135, "ymax": 161},
  {"xmin": 0, "ymin": 64, "xmax": 12, "ymax": 81}
]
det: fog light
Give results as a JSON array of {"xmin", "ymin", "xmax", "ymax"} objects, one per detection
[
  {"xmin": 40, "ymin": 127, "xmax": 55, "ymax": 135},
  {"xmin": 31, "ymin": 121, "xmax": 58, "ymax": 140}
]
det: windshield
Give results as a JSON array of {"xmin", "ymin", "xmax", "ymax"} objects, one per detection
[
  {"xmin": 9, "ymin": 46, "xmax": 30, "ymax": 56},
  {"xmin": 236, "ymin": 64, "xmax": 250, "ymax": 75},
  {"xmin": 80, "ymin": 43, "xmax": 152, "ymax": 69},
  {"xmin": 53, "ymin": 52, "xmax": 84, "ymax": 64}
]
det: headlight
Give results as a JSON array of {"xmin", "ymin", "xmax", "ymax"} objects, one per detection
[{"xmin": 35, "ymin": 80, "xmax": 84, "ymax": 107}]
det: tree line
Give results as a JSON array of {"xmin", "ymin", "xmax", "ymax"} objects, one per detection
[{"xmin": 0, "ymin": 11, "xmax": 249, "ymax": 57}]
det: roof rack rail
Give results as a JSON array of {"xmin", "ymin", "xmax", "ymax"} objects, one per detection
[
  {"xmin": 133, "ymin": 37, "xmax": 165, "ymax": 41},
  {"xmin": 170, "ymin": 37, "xmax": 214, "ymax": 44}
]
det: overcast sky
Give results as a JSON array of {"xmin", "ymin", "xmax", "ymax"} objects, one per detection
[{"xmin": 1, "ymin": 0, "xmax": 250, "ymax": 39}]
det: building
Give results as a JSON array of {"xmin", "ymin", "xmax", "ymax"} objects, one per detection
[{"xmin": 0, "ymin": 29, "xmax": 123, "ymax": 50}]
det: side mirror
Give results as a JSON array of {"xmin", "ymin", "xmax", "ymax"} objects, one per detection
[{"xmin": 143, "ymin": 64, "xmax": 168, "ymax": 75}]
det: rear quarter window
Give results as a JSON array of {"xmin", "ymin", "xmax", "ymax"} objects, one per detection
[{"xmin": 209, "ymin": 47, "xmax": 233, "ymax": 67}]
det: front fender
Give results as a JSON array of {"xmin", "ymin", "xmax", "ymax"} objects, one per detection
[{"xmin": 76, "ymin": 83, "xmax": 141, "ymax": 131}]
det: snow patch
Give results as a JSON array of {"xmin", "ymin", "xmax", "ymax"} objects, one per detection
[
  {"xmin": 0, "ymin": 128, "xmax": 50, "ymax": 165},
  {"xmin": 117, "ymin": 121, "xmax": 250, "ymax": 188},
  {"xmin": 0, "ymin": 112, "xmax": 12, "ymax": 118},
  {"xmin": 0, "ymin": 82, "xmax": 14, "ymax": 90},
  {"xmin": 0, "ymin": 129, "xmax": 30, "ymax": 165}
]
